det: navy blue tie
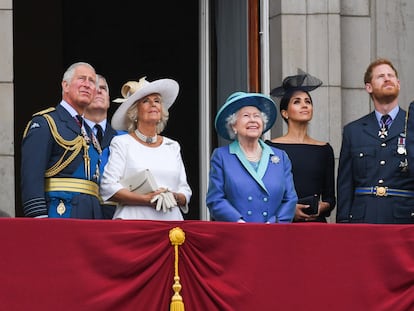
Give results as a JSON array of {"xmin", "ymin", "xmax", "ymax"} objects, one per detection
[
  {"xmin": 380, "ymin": 114, "xmax": 392, "ymax": 130},
  {"xmin": 94, "ymin": 124, "xmax": 103, "ymax": 145}
]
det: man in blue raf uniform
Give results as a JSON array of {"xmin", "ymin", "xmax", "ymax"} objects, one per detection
[
  {"xmin": 21, "ymin": 62, "xmax": 104, "ymax": 219},
  {"xmin": 337, "ymin": 58, "xmax": 414, "ymax": 224}
]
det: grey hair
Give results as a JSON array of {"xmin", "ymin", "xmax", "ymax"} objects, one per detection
[
  {"xmin": 125, "ymin": 99, "xmax": 169, "ymax": 134},
  {"xmin": 225, "ymin": 110, "xmax": 269, "ymax": 140},
  {"xmin": 62, "ymin": 62, "xmax": 96, "ymax": 94}
]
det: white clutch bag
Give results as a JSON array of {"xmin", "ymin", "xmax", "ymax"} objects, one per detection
[{"xmin": 120, "ymin": 169, "xmax": 158, "ymax": 194}]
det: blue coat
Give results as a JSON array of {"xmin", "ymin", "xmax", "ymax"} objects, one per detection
[
  {"xmin": 337, "ymin": 108, "xmax": 414, "ymax": 223},
  {"xmin": 206, "ymin": 140, "xmax": 297, "ymax": 223},
  {"xmin": 21, "ymin": 104, "xmax": 103, "ymax": 219}
]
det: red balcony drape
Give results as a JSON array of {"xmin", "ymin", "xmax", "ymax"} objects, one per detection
[{"xmin": 1, "ymin": 219, "xmax": 414, "ymax": 311}]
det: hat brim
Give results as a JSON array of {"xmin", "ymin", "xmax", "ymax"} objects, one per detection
[
  {"xmin": 270, "ymin": 73, "xmax": 322, "ymax": 98},
  {"xmin": 270, "ymin": 84, "xmax": 320, "ymax": 98},
  {"xmin": 111, "ymin": 79, "xmax": 179, "ymax": 131},
  {"xmin": 215, "ymin": 93, "xmax": 277, "ymax": 141}
]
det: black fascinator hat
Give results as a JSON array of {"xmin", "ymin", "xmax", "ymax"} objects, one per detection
[
  {"xmin": 270, "ymin": 71, "xmax": 323, "ymax": 115},
  {"xmin": 270, "ymin": 71, "xmax": 323, "ymax": 98}
]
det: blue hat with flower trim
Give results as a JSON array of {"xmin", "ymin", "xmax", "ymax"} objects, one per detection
[{"xmin": 215, "ymin": 91, "xmax": 277, "ymax": 141}]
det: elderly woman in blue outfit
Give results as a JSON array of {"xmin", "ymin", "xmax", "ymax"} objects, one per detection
[{"xmin": 206, "ymin": 92, "xmax": 297, "ymax": 223}]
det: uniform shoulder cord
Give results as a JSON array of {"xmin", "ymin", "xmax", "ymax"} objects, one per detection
[{"xmin": 22, "ymin": 108, "xmax": 88, "ymax": 178}]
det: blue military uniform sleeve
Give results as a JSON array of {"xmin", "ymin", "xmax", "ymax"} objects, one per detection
[{"xmin": 21, "ymin": 115, "xmax": 54, "ymax": 217}]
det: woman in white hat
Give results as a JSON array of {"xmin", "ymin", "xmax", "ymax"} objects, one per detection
[
  {"xmin": 266, "ymin": 72, "xmax": 336, "ymax": 222},
  {"xmin": 206, "ymin": 92, "xmax": 297, "ymax": 223},
  {"xmin": 99, "ymin": 77, "xmax": 192, "ymax": 220}
]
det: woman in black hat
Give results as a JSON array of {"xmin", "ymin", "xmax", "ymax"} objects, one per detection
[{"xmin": 266, "ymin": 72, "xmax": 336, "ymax": 222}]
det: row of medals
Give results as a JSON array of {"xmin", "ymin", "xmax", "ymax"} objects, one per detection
[
  {"xmin": 379, "ymin": 126, "xmax": 408, "ymax": 172},
  {"xmin": 57, "ymin": 127, "xmax": 102, "ymax": 216}
]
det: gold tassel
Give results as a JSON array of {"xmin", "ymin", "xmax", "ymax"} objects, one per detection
[{"xmin": 169, "ymin": 227, "xmax": 185, "ymax": 311}]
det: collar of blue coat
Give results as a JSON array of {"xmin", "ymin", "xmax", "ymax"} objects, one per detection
[{"xmin": 229, "ymin": 139, "xmax": 274, "ymax": 193}]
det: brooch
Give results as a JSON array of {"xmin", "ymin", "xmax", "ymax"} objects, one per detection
[{"xmin": 271, "ymin": 156, "xmax": 280, "ymax": 164}]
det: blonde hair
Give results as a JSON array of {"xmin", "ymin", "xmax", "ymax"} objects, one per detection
[{"xmin": 125, "ymin": 99, "xmax": 169, "ymax": 133}]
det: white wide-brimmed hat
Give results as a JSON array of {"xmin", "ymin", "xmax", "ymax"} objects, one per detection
[{"xmin": 111, "ymin": 76, "xmax": 179, "ymax": 131}]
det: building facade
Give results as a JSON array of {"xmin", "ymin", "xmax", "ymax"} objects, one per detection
[{"xmin": 1, "ymin": 0, "xmax": 414, "ymax": 220}]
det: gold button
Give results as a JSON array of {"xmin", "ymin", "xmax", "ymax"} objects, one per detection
[
  {"xmin": 380, "ymin": 160, "xmax": 386, "ymax": 165},
  {"xmin": 376, "ymin": 187, "xmax": 387, "ymax": 196}
]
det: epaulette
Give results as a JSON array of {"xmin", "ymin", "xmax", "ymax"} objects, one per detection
[{"xmin": 33, "ymin": 107, "xmax": 56, "ymax": 116}]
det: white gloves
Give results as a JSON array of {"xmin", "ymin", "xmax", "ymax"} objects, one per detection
[{"xmin": 151, "ymin": 191, "xmax": 177, "ymax": 213}]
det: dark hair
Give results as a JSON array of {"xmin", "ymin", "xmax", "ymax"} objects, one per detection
[
  {"xmin": 364, "ymin": 58, "xmax": 398, "ymax": 84},
  {"xmin": 279, "ymin": 90, "xmax": 312, "ymax": 123}
]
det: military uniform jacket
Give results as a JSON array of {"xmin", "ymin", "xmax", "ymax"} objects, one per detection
[
  {"xmin": 337, "ymin": 108, "xmax": 414, "ymax": 223},
  {"xmin": 21, "ymin": 104, "xmax": 103, "ymax": 219}
]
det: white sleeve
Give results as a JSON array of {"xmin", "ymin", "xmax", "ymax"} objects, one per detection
[{"xmin": 99, "ymin": 137, "xmax": 128, "ymax": 201}]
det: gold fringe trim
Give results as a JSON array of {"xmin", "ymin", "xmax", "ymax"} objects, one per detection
[
  {"xmin": 23, "ymin": 111, "xmax": 89, "ymax": 178},
  {"xmin": 42, "ymin": 114, "xmax": 89, "ymax": 177},
  {"xmin": 169, "ymin": 227, "xmax": 185, "ymax": 311}
]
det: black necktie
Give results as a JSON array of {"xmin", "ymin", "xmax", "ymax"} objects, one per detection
[
  {"xmin": 94, "ymin": 124, "xmax": 103, "ymax": 145},
  {"xmin": 75, "ymin": 115, "xmax": 83, "ymax": 127}
]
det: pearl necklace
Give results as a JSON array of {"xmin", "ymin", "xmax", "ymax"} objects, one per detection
[
  {"xmin": 240, "ymin": 143, "xmax": 262, "ymax": 162},
  {"xmin": 135, "ymin": 129, "xmax": 157, "ymax": 144}
]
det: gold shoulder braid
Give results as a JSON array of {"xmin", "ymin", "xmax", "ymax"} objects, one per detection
[
  {"xmin": 23, "ymin": 107, "xmax": 56, "ymax": 138},
  {"xmin": 42, "ymin": 114, "xmax": 90, "ymax": 178},
  {"xmin": 33, "ymin": 107, "xmax": 56, "ymax": 116},
  {"xmin": 41, "ymin": 114, "xmax": 89, "ymax": 178},
  {"xmin": 23, "ymin": 108, "xmax": 91, "ymax": 179}
]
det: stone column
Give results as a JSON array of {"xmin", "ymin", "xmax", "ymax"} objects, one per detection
[
  {"xmin": 269, "ymin": 0, "xmax": 342, "ymax": 222},
  {"xmin": 0, "ymin": 0, "xmax": 14, "ymax": 217}
]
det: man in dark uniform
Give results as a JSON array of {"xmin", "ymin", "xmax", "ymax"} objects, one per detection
[
  {"xmin": 21, "ymin": 62, "xmax": 104, "ymax": 219},
  {"xmin": 337, "ymin": 58, "xmax": 414, "ymax": 224},
  {"xmin": 84, "ymin": 74, "xmax": 118, "ymax": 219}
]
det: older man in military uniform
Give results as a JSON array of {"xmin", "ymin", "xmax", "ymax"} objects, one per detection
[
  {"xmin": 337, "ymin": 58, "xmax": 414, "ymax": 224},
  {"xmin": 21, "ymin": 62, "xmax": 104, "ymax": 219}
]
